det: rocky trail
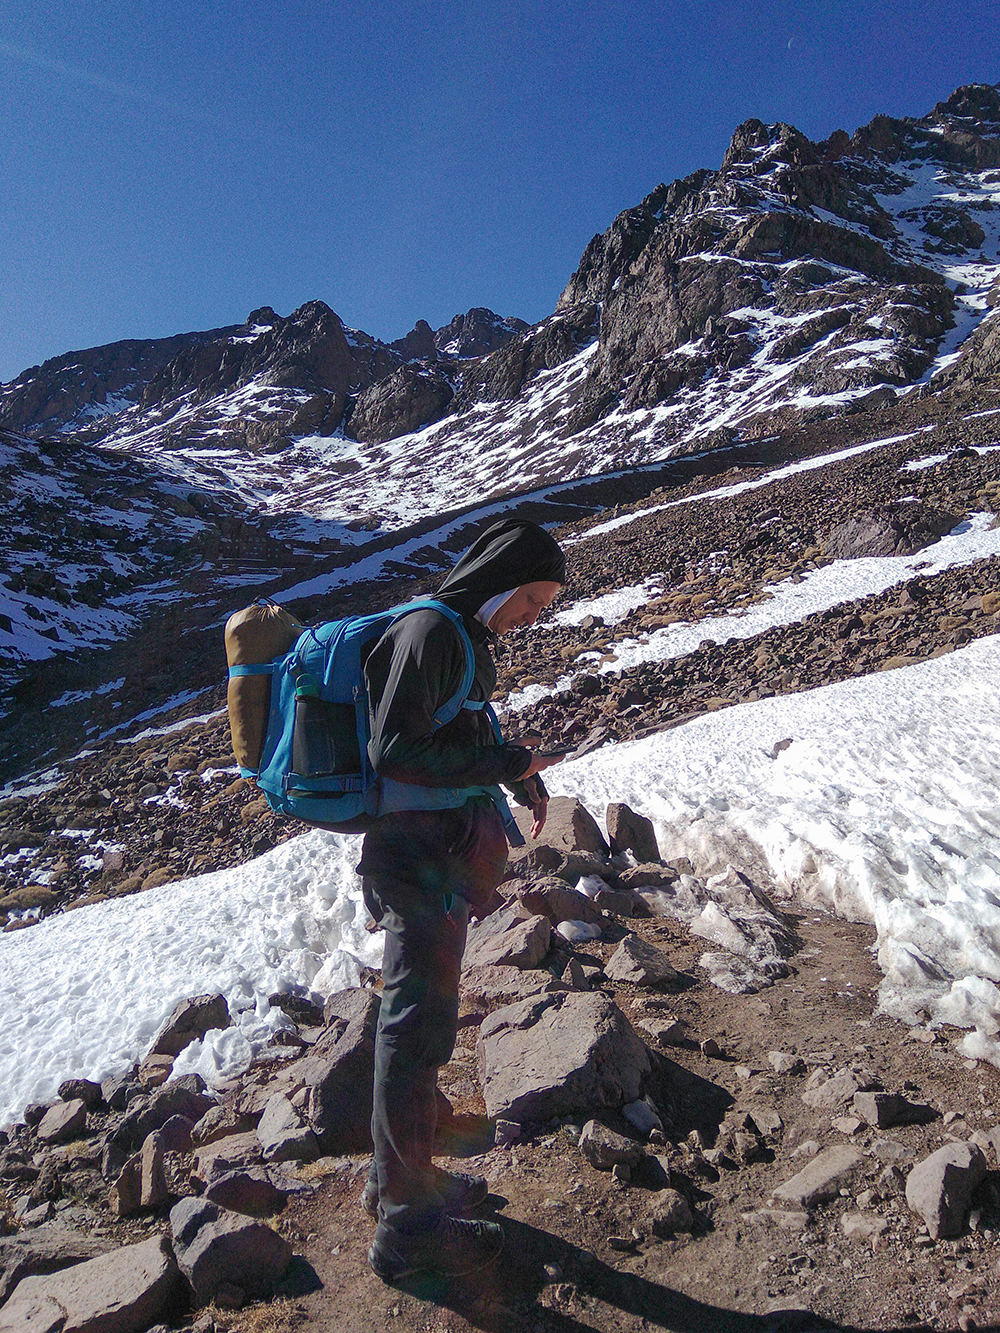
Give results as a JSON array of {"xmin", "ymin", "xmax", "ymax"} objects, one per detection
[{"xmin": 5, "ymin": 796, "xmax": 1000, "ymax": 1333}]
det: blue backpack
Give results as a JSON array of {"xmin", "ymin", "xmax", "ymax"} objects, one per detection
[{"xmin": 228, "ymin": 598, "xmax": 524, "ymax": 844}]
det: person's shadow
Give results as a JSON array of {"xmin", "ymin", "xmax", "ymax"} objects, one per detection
[{"xmin": 387, "ymin": 1212, "xmax": 979, "ymax": 1333}]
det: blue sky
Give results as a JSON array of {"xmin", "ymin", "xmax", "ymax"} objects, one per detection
[{"xmin": 1, "ymin": 0, "xmax": 997, "ymax": 382}]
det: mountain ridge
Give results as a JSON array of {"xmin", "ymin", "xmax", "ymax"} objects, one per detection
[{"xmin": 3, "ymin": 80, "xmax": 1000, "ymax": 776}]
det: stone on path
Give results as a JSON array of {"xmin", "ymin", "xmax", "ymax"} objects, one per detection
[
  {"xmin": 465, "ymin": 914, "xmax": 551, "ymax": 969},
  {"xmin": 0, "ymin": 1235, "xmax": 179, "ymax": 1333},
  {"xmin": 771, "ymin": 1146, "xmax": 863, "ymax": 1209},
  {"xmin": 639, "ymin": 1015, "xmax": 688, "ymax": 1047},
  {"xmin": 852, "ymin": 1090, "xmax": 934, "ymax": 1129},
  {"xmin": 0, "ymin": 1226, "xmax": 115, "ymax": 1305},
  {"xmin": 604, "ymin": 934, "xmax": 681, "ymax": 986},
  {"xmin": 647, "ymin": 1189, "xmax": 695, "ymax": 1236},
  {"xmin": 905, "ymin": 1142, "xmax": 987, "ymax": 1239},
  {"xmin": 477, "ymin": 991, "xmax": 649, "ymax": 1122},
  {"xmin": 768, "ymin": 1051, "xmax": 804, "ymax": 1075},
  {"xmin": 169, "ymin": 1197, "xmax": 292, "ymax": 1304},
  {"xmin": 579, "ymin": 1120, "xmax": 643, "ymax": 1171},
  {"xmin": 842, "ymin": 1212, "xmax": 889, "ymax": 1242},
  {"xmin": 148, "ymin": 994, "xmax": 232, "ymax": 1059},
  {"xmin": 303, "ymin": 987, "xmax": 380, "ymax": 1154},
  {"xmin": 37, "ymin": 1100, "xmax": 87, "ymax": 1145},
  {"xmin": 801, "ymin": 1068, "xmax": 865, "ymax": 1111},
  {"xmin": 606, "ymin": 803, "xmax": 660, "ymax": 862}
]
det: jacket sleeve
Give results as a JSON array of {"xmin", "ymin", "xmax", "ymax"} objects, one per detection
[{"xmin": 364, "ymin": 611, "xmax": 531, "ymax": 789}]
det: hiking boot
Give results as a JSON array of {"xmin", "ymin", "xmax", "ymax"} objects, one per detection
[
  {"xmin": 361, "ymin": 1166, "xmax": 489, "ymax": 1219},
  {"xmin": 368, "ymin": 1213, "xmax": 503, "ymax": 1281}
]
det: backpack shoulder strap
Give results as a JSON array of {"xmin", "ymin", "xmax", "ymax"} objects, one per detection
[{"xmin": 388, "ymin": 598, "xmax": 477, "ymax": 728}]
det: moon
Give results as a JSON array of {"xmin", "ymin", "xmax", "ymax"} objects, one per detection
[{"xmin": 787, "ymin": 36, "xmax": 796, "ymax": 51}]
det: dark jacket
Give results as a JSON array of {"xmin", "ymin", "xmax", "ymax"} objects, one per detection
[{"xmin": 357, "ymin": 519, "xmax": 565, "ymax": 910}]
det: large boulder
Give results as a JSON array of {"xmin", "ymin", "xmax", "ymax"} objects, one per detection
[
  {"xmin": 147, "ymin": 994, "xmax": 231, "ymax": 1059},
  {"xmin": 476, "ymin": 991, "xmax": 649, "ymax": 1122},
  {"xmin": 303, "ymin": 987, "xmax": 380, "ymax": 1153},
  {"xmin": 823, "ymin": 500, "xmax": 958, "ymax": 559},
  {"xmin": 169, "ymin": 1197, "xmax": 292, "ymax": 1304},
  {"xmin": 606, "ymin": 803, "xmax": 660, "ymax": 862},
  {"xmin": 0, "ymin": 1226, "xmax": 115, "ymax": 1306},
  {"xmin": 464, "ymin": 914, "xmax": 551, "ymax": 969},
  {"xmin": 510, "ymin": 798, "xmax": 609, "ymax": 860},
  {"xmin": 906, "ymin": 1142, "xmax": 987, "ymax": 1239},
  {"xmin": 0, "ymin": 1235, "xmax": 179, "ymax": 1333}
]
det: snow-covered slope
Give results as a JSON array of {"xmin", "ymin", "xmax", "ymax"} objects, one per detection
[{"xmin": 6, "ymin": 634, "xmax": 1000, "ymax": 1125}]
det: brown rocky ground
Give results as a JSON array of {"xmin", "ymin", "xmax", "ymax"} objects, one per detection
[
  {"xmin": 245, "ymin": 912, "xmax": 1000, "ymax": 1333},
  {"xmin": 8, "ymin": 888, "xmax": 1000, "ymax": 1333}
]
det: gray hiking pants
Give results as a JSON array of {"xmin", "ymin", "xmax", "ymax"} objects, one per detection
[{"xmin": 362, "ymin": 868, "xmax": 470, "ymax": 1233}]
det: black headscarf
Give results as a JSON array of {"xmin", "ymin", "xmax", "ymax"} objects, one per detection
[{"xmin": 435, "ymin": 519, "xmax": 566, "ymax": 621}]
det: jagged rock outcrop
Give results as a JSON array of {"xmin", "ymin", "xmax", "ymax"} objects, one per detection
[
  {"xmin": 347, "ymin": 365, "xmax": 455, "ymax": 443},
  {"xmin": 432, "ymin": 308, "xmax": 529, "ymax": 358},
  {"xmin": 0, "ymin": 327, "xmax": 237, "ymax": 435}
]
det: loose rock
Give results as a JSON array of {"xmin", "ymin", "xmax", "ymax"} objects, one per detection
[
  {"xmin": 771, "ymin": 1145, "xmax": 863, "ymax": 1209},
  {"xmin": 476, "ymin": 991, "xmax": 649, "ymax": 1121},
  {"xmin": 0, "ymin": 1235, "xmax": 179, "ymax": 1333},
  {"xmin": 604, "ymin": 934, "xmax": 681, "ymax": 985},
  {"xmin": 579, "ymin": 1120, "xmax": 644, "ymax": 1171},
  {"xmin": 905, "ymin": 1142, "xmax": 987, "ymax": 1239},
  {"xmin": 168, "ymin": 1196, "xmax": 292, "ymax": 1303}
]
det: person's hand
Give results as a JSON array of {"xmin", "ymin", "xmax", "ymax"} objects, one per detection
[
  {"xmin": 516, "ymin": 736, "xmax": 564, "ymax": 838},
  {"xmin": 523, "ymin": 774, "xmax": 548, "ymax": 840}
]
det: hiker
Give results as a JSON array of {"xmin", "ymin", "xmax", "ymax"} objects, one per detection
[{"xmin": 360, "ymin": 517, "xmax": 567, "ymax": 1282}]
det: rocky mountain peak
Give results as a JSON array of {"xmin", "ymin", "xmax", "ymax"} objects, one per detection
[
  {"xmin": 935, "ymin": 81, "xmax": 1000, "ymax": 124},
  {"xmin": 433, "ymin": 307, "xmax": 530, "ymax": 358}
]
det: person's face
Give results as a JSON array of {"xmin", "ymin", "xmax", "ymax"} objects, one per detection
[{"xmin": 488, "ymin": 580, "xmax": 562, "ymax": 634}]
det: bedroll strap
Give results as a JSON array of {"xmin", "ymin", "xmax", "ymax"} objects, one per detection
[{"xmin": 228, "ymin": 663, "xmax": 275, "ymax": 677}]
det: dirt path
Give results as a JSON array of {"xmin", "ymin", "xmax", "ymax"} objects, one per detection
[{"xmin": 220, "ymin": 909, "xmax": 1000, "ymax": 1333}]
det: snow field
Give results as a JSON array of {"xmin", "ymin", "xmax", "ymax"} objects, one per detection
[
  {"xmin": 6, "ymin": 638, "xmax": 1000, "ymax": 1123},
  {"xmin": 546, "ymin": 633, "xmax": 1000, "ymax": 1065},
  {"xmin": 0, "ymin": 830, "xmax": 382, "ymax": 1126}
]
